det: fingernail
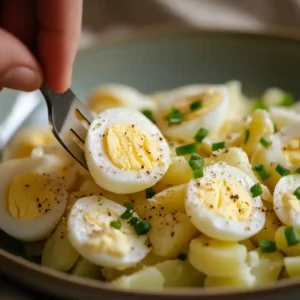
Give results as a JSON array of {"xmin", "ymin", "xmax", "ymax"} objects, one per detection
[{"xmin": 0, "ymin": 67, "xmax": 43, "ymax": 91}]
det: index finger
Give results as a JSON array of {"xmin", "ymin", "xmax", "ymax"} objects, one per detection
[{"xmin": 37, "ymin": 0, "xmax": 83, "ymax": 93}]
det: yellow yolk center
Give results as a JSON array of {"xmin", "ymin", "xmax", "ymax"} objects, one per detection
[
  {"xmin": 282, "ymin": 137, "xmax": 300, "ymax": 165},
  {"xmin": 87, "ymin": 92, "xmax": 121, "ymax": 114},
  {"xmin": 103, "ymin": 123, "xmax": 159, "ymax": 171},
  {"xmin": 168, "ymin": 90, "xmax": 222, "ymax": 122},
  {"xmin": 7, "ymin": 172, "xmax": 56, "ymax": 220},
  {"xmin": 83, "ymin": 211, "xmax": 131, "ymax": 257},
  {"xmin": 283, "ymin": 193, "xmax": 300, "ymax": 214},
  {"xmin": 199, "ymin": 179, "xmax": 252, "ymax": 221}
]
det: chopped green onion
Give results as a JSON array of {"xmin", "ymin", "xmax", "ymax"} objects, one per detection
[
  {"xmin": 177, "ymin": 252, "xmax": 187, "ymax": 261},
  {"xmin": 254, "ymin": 163, "xmax": 270, "ymax": 180},
  {"xmin": 244, "ymin": 129, "xmax": 250, "ymax": 144},
  {"xmin": 190, "ymin": 100, "xmax": 202, "ymax": 111},
  {"xmin": 253, "ymin": 100, "xmax": 269, "ymax": 111},
  {"xmin": 259, "ymin": 240, "xmax": 277, "ymax": 253},
  {"xmin": 124, "ymin": 202, "xmax": 134, "ymax": 210},
  {"xmin": 121, "ymin": 209, "xmax": 133, "ymax": 220},
  {"xmin": 284, "ymin": 226, "xmax": 300, "ymax": 246},
  {"xmin": 296, "ymin": 167, "xmax": 300, "ymax": 174},
  {"xmin": 145, "ymin": 188, "xmax": 156, "ymax": 199},
  {"xmin": 250, "ymin": 183, "xmax": 263, "ymax": 197},
  {"xmin": 273, "ymin": 122, "xmax": 278, "ymax": 133},
  {"xmin": 176, "ymin": 143, "xmax": 197, "ymax": 156},
  {"xmin": 110, "ymin": 220, "xmax": 121, "ymax": 229},
  {"xmin": 141, "ymin": 109, "xmax": 154, "ymax": 122},
  {"xmin": 193, "ymin": 168, "xmax": 204, "ymax": 179},
  {"xmin": 164, "ymin": 108, "xmax": 183, "ymax": 125},
  {"xmin": 212, "ymin": 141, "xmax": 226, "ymax": 151},
  {"xmin": 188, "ymin": 153, "xmax": 204, "ymax": 170},
  {"xmin": 275, "ymin": 164, "xmax": 291, "ymax": 177},
  {"xmin": 194, "ymin": 128, "xmax": 209, "ymax": 142},
  {"xmin": 129, "ymin": 217, "xmax": 139, "ymax": 226},
  {"xmin": 293, "ymin": 187, "xmax": 300, "ymax": 200},
  {"xmin": 260, "ymin": 136, "xmax": 272, "ymax": 149},
  {"xmin": 134, "ymin": 220, "xmax": 151, "ymax": 235},
  {"xmin": 280, "ymin": 92, "xmax": 295, "ymax": 107}
]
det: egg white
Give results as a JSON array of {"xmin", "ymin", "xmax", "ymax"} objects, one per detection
[
  {"xmin": 85, "ymin": 107, "xmax": 171, "ymax": 194},
  {"xmin": 67, "ymin": 195, "xmax": 150, "ymax": 270},
  {"xmin": 185, "ymin": 162, "xmax": 265, "ymax": 241},
  {"xmin": 274, "ymin": 174, "xmax": 300, "ymax": 227},
  {"xmin": 154, "ymin": 84, "xmax": 229, "ymax": 142},
  {"xmin": 0, "ymin": 155, "xmax": 68, "ymax": 241}
]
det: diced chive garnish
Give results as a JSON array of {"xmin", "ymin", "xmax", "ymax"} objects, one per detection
[
  {"xmin": 141, "ymin": 109, "xmax": 154, "ymax": 122},
  {"xmin": 134, "ymin": 220, "xmax": 151, "ymax": 235},
  {"xmin": 250, "ymin": 183, "xmax": 263, "ymax": 197},
  {"xmin": 120, "ymin": 209, "xmax": 133, "ymax": 220},
  {"xmin": 254, "ymin": 163, "xmax": 270, "ymax": 180},
  {"xmin": 175, "ymin": 143, "xmax": 197, "ymax": 156},
  {"xmin": 280, "ymin": 92, "xmax": 295, "ymax": 107},
  {"xmin": 193, "ymin": 168, "xmax": 204, "ymax": 179},
  {"xmin": 145, "ymin": 187, "xmax": 156, "ymax": 199},
  {"xmin": 259, "ymin": 136, "xmax": 272, "ymax": 149},
  {"xmin": 284, "ymin": 226, "xmax": 300, "ymax": 246},
  {"xmin": 177, "ymin": 252, "xmax": 187, "ymax": 261},
  {"xmin": 124, "ymin": 202, "xmax": 134, "ymax": 210},
  {"xmin": 110, "ymin": 220, "xmax": 121, "ymax": 229},
  {"xmin": 188, "ymin": 153, "xmax": 204, "ymax": 171},
  {"xmin": 293, "ymin": 187, "xmax": 300, "ymax": 200},
  {"xmin": 273, "ymin": 122, "xmax": 278, "ymax": 133},
  {"xmin": 189, "ymin": 100, "xmax": 202, "ymax": 111},
  {"xmin": 253, "ymin": 100, "xmax": 269, "ymax": 111},
  {"xmin": 275, "ymin": 164, "xmax": 291, "ymax": 177},
  {"xmin": 129, "ymin": 217, "xmax": 139, "ymax": 226},
  {"xmin": 164, "ymin": 108, "xmax": 183, "ymax": 125},
  {"xmin": 296, "ymin": 167, "xmax": 300, "ymax": 174},
  {"xmin": 259, "ymin": 240, "xmax": 277, "ymax": 253},
  {"xmin": 194, "ymin": 128, "xmax": 209, "ymax": 142},
  {"xmin": 212, "ymin": 141, "xmax": 226, "ymax": 152},
  {"xmin": 244, "ymin": 129, "xmax": 250, "ymax": 144}
]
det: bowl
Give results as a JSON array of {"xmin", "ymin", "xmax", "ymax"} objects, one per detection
[{"xmin": 1, "ymin": 27, "xmax": 300, "ymax": 299}]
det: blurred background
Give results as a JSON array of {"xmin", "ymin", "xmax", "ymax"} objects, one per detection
[{"xmin": 80, "ymin": 0, "xmax": 300, "ymax": 48}]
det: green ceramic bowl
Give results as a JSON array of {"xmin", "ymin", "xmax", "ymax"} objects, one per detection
[{"xmin": 1, "ymin": 27, "xmax": 300, "ymax": 299}]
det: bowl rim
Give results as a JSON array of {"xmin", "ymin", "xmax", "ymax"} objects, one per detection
[{"xmin": 2, "ymin": 25, "xmax": 300, "ymax": 298}]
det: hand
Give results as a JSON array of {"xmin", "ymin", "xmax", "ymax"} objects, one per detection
[{"xmin": 0, "ymin": 0, "xmax": 82, "ymax": 93}]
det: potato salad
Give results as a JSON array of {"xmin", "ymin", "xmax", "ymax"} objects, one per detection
[{"xmin": 1, "ymin": 82, "xmax": 300, "ymax": 291}]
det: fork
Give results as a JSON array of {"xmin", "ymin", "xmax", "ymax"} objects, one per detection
[{"xmin": 39, "ymin": 83, "xmax": 94, "ymax": 170}]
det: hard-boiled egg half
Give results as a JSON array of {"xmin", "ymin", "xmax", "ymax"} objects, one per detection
[
  {"xmin": 86, "ymin": 84, "xmax": 156, "ymax": 115},
  {"xmin": 67, "ymin": 195, "xmax": 150, "ymax": 270},
  {"xmin": 85, "ymin": 108, "xmax": 171, "ymax": 194},
  {"xmin": 185, "ymin": 162, "xmax": 266, "ymax": 241},
  {"xmin": 258, "ymin": 121, "xmax": 300, "ymax": 170},
  {"xmin": 154, "ymin": 84, "xmax": 229, "ymax": 142},
  {"xmin": 0, "ymin": 155, "xmax": 68, "ymax": 241},
  {"xmin": 274, "ymin": 174, "xmax": 300, "ymax": 227}
]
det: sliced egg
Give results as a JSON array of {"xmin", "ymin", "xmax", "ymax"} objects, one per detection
[
  {"xmin": 86, "ymin": 84, "xmax": 156, "ymax": 115},
  {"xmin": 85, "ymin": 108, "xmax": 171, "ymax": 194},
  {"xmin": 0, "ymin": 155, "xmax": 68, "ymax": 241},
  {"xmin": 67, "ymin": 195, "xmax": 150, "ymax": 270},
  {"xmin": 185, "ymin": 162, "xmax": 265, "ymax": 241},
  {"xmin": 154, "ymin": 84, "xmax": 229, "ymax": 142},
  {"xmin": 270, "ymin": 106, "xmax": 300, "ymax": 130},
  {"xmin": 274, "ymin": 174, "xmax": 300, "ymax": 227},
  {"xmin": 260, "ymin": 121, "xmax": 300, "ymax": 169}
]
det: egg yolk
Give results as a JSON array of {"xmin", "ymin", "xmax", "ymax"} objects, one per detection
[
  {"xmin": 169, "ymin": 89, "xmax": 222, "ymax": 122},
  {"xmin": 7, "ymin": 172, "xmax": 56, "ymax": 220},
  {"xmin": 83, "ymin": 211, "xmax": 131, "ymax": 257},
  {"xmin": 87, "ymin": 92, "xmax": 121, "ymax": 114},
  {"xmin": 282, "ymin": 137, "xmax": 300, "ymax": 165},
  {"xmin": 103, "ymin": 123, "xmax": 159, "ymax": 171},
  {"xmin": 283, "ymin": 193, "xmax": 300, "ymax": 214},
  {"xmin": 199, "ymin": 179, "xmax": 252, "ymax": 221}
]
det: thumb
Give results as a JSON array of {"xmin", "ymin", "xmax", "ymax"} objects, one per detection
[{"xmin": 0, "ymin": 28, "xmax": 43, "ymax": 92}]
